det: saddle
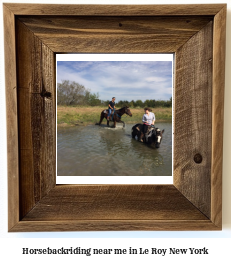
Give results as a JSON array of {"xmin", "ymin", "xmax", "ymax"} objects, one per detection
[
  {"xmin": 104, "ymin": 109, "xmax": 115, "ymax": 121},
  {"xmin": 136, "ymin": 125, "xmax": 156, "ymax": 137},
  {"xmin": 147, "ymin": 126, "xmax": 156, "ymax": 137}
]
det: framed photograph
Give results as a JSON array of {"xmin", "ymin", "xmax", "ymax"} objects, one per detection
[
  {"xmin": 56, "ymin": 53, "xmax": 173, "ymax": 185},
  {"xmin": 4, "ymin": 4, "xmax": 226, "ymax": 231}
]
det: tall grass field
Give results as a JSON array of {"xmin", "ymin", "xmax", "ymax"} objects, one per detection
[{"xmin": 57, "ymin": 106, "xmax": 172, "ymax": 127}]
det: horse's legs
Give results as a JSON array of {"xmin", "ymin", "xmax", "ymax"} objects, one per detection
[
  {"xmin": 132, "ymin": 127, "xmax": 137, "ymax": 138},
  {"xmin": 107, "ymin": 119, "xmax": 109, "ymax": 126},
  {"xmin": 139, "ymin": 132, "xmax": 144, "ymax": 142},
  {"xmin": 138, "ymin": 125, "xmax": 144, "ymax": 142},
  {"xmin": 118, "ymin": 120, "xmax": 125, "ymax": 128},
  {"xmin": 98, "ymin": 112, "xmax": 104, "ymax": 126}
]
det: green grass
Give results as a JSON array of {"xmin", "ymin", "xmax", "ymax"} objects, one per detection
[{"xmin": 57, "ymin": 106, "xmax": 172, "ymax": 126}]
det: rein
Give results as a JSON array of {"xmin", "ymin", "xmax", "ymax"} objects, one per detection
[
  {"xmin": 116, "ymin": 114, "xmax": 121, "ymax": 118},
  {"xmin": 117, "ymin": 109, "xmax": 131, "ymax": 119},
  {"xmin": 112, "ymin": 109, "xmax": 122, "ymax": 120},
  {"xmin": 110, "ymin": 107, "xmax": 130, "ymax": 120},
  {"xmin": 111, "ymin": 108, "xmax": 115, "ymax": 121}
]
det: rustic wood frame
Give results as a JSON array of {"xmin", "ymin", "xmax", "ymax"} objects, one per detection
[{"xmin": 4, "ymin": 4, "xmax": 226, "ymax": 232}]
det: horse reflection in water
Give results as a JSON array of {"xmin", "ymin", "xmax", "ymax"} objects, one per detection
[
  {"xmin": 129, "ymin": 137, "xmax": 165, "ymax": 170},
  {"xmin": 131, "ymin": 123, "xmax": 164, "ymax": 148},
  {"xmin": 97, "ymin": 106, "xmax": 132, "ymax": 128}
]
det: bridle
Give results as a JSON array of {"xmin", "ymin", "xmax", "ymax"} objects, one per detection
[
  {"xmin": 125, "ymin": 107, "xmax": 132, "ymax": 116},
  {"xmin": 155, "ymin": 129, "xmax": 162, "ymax": 143}
]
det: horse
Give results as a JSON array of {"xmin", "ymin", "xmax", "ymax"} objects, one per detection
[
  {"xmin": 98, "ymin": 106, "xmax": 132, "ymax": 128},
  {"xmin": 131, "ymin": 123, "xmax": 164, "ymax": 148}
]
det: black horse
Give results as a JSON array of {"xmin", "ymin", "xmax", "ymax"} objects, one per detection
[
  {"xmin": 131, "ymin": 123, "xmax": 164, "ymax": 148},
  {"xmin": 98, "ymin": 106, "xmax": 132, "ymax": 128}
]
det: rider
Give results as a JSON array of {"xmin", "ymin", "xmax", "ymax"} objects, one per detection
[
  {"xmin": 107, "ymin": 97, "xmax": 116, "ymax": 120},
  {"xmin": 140, "ymin": 107, "xmax": 155, "ymax": 142}
]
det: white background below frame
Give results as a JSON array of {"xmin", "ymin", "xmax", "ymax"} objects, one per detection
[
  {"xmin": 56, "ymin": 53, "xmax": 173, "ymax": 185},
  {"xmin": 56, "ymin": 176, "xmax": 173, "ymax": 184}
]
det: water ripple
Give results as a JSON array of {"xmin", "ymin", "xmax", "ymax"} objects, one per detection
[{"xmin": 57, "ymin": 123, "xmax": 172, "ymax": 176}]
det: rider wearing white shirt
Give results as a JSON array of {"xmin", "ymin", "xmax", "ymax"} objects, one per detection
[{"xmin": 141, "ymin": 107, "xmax": 155, "ymax": 142}]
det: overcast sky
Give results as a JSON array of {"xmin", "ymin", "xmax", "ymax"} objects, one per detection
[{"xmin": 57, "ymin": 60, "xmax": 173, "ymax": 102}]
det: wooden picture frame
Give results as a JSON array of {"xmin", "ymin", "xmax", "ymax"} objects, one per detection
[{"xmin": 4, "ymin": 4, "xmax": 226, "ymax": 231}]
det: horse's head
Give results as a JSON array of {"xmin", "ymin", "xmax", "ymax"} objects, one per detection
[
  {"xmin": 154, "ymin": 128, "xmax": 164, "ymax": 148},
  {"xmin": 125, "ymin": 106, "xmax": 132, "ymax": 117}
]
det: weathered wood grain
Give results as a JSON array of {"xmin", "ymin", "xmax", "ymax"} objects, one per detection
[
  {"xmin": 16, "ymin": 19, "xmax": 56, "ymax": 218},
  {"xmin": 40, "ymin": 44, "xmax": 56, "ymax": 198},
  {"xmin": 16, "ymin": 20, "xmax": 37, "ymax": 217},
  {"xmin": 36, "ymin": 35, "xmax": 190, "ymax": 53},
  {"xmin": 3, "ymin": 4, "xmax": 19, "ymax": 231},
  {"xmin": 4, "ymin": 3, "xmax": 226, "ymax": 232},
  {"xmin": 22, "ymin": 185, "xmax": 207, "ymax": 221},
  {"xmin": 211, "ymin": 5, "xmax": 226, "ymax": 228},
  {"xmin": 13, "ymin": 185, "xmax": 218, "ymax": 231},
  {"xmin": 18, "ymin": 16, "xmax": 213, "ymax": 53},
  {"xmin": 17, "ymin": 185, "xmax": 217, "ymax": 232},
  {"xmin": 4, "ymin": 3, "xmax": 225, "ymax": 16},
  {"xmin": 174, "ymin": 22, "xmax": 213, "ymax": 218},
  {"xmin": 19, "ymin": 16, "xmax": 213, "ymax": 34},
  {"xmin": 11, "ymin": 220, "xmax": 219, "ymax": 232}
]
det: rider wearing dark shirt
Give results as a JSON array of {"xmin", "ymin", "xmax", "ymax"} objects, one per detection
[
  {"xmin": 109, "ymin": 101, "xmax": 115, "ymax": 110},
  {"xmin": 107, "ymin": 97, "xmax": 116, "ymax": 120}
]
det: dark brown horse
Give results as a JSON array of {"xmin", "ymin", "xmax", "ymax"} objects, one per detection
[{"xmin": 98, "ymin": 106, "xmax": 132, "ymax": 128}]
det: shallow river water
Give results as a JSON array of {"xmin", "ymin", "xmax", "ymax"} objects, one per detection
[{"xmin": 57, "ymin": 122, "xmax": 172, "ymax": 176}]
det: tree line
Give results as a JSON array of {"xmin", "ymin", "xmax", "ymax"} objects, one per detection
[{"xmin": 57, "ymin": 80, "xmax": 172, "ymax": 108}]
